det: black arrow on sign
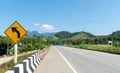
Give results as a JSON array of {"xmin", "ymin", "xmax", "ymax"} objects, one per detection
[{"xmin": 11, "ymin": 27, "xmax": 20, "ymax": 38}]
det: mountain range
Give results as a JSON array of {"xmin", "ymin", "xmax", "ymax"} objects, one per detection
[
  {"xmin": 27, "ymin": 31, "xmax": 56, "ymax": 36},
  {"xmin": 27, "ymin": 30, "xmax": 120, "ymax": 38}
]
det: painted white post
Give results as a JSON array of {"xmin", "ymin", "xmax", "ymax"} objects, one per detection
[{"xmin": 14, "ymin": 43, "xmax": 18, "ymax": 63}]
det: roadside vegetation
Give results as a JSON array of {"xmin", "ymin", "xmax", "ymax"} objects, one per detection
[
  {"xmin": 46, "ymin": 31, "xmax": 120, "ymax": 54},
  {"xmin": 0, "ymin": 36, "xmax": 46, "ymax": 56},
  {"xmin": 0, "ymin": 35, "xmax": 47, "ymax": 73},
  {"xmin": 76, "ymin": 44, "xmax": 120, "ymax": 54}
]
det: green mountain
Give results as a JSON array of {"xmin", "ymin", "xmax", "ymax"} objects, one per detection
[
  {"xmin": 55, "ymin": 31, "xmax": 94, "ymax": 39},
  {"xmin": 55, "ymin": 31, "xmax": 71, "ymax": 39},
  {"xmin": 111, "ymin": 30, "xmax": 120, "ymax": 37}
]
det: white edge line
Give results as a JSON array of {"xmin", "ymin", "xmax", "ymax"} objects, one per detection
[{"xmin": 55, "ymin": 47, "xmax": 78, "ymax": 73}]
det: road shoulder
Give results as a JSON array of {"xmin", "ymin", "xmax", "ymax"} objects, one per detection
[{"xmin": 34, "ymin": 46, "xmax": 74, "ymax": 73}]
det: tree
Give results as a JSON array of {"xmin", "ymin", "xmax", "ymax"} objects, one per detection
[{"xmin": 55, "ymin": 31, "xmax": 71, "ymax": 39}]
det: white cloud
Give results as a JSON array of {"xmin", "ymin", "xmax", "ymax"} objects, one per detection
[
  {"xmin": 34, "ymin": 23, "xmax": 40, "ymax": 26},
  {"xmin": 41, "ymin": 24, "xmax": 54, "ymax": 30}
]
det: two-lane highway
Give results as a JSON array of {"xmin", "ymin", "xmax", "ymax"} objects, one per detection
[
  {"xmin": 35, "ymin": 46, "xmax": 120, "ymax": 73},
  {"xmin": 56, "ymin": 46, "xmax": 120, "ymax": 73}
]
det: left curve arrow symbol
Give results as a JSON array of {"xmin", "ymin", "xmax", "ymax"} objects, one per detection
[{"xmin": 11, "ymin": 27, "xmax": 20, "ymax": 38}]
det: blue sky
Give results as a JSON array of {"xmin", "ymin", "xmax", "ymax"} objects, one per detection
[{"xmin": 0, "ymin": 0, "xmax": 120, "ymax": 35}]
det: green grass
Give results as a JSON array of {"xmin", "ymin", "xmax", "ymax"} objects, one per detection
[
  {"xmin": 76, "ymin": 44, "xmax": 120, "ymax": 55},
  {"xmin": 0, "ymin": 52, "xmax": 35, "ymax": 73}
]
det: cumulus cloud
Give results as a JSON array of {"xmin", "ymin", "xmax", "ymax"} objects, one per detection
[
  {"xmin": 34, "ymin": 23, "xmax": 40, "ymax": 26},
  {"xmin": 41, "ymin": 24, "xmax": 54, "ymax": 30}
]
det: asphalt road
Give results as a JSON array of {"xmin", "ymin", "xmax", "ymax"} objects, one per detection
[
  {"xmin": 35, "ymin": 46, "xmax": 120, "ymax": 73},
  {"xmin": 55, "ymin": 46, "xmax": 120, "ymax": 73},
  {"xmin": 34, "ymin": 46, "xmax": 74, "ymax": 73}
]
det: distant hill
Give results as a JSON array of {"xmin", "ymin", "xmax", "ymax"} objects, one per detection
[
  {"xmin": 72, "ymin": 32, "xmax": 94, "ymax": 38},
  {"xmin": 40, "ymin": 32, "xmax": 55, "ymax": 36},
  {"xmin": 55, "ymin": 31, "xmax": 94, "ymax": 39},
  {"xmin": 55, "ymin": 31, "xmax": 71, "ymax": 39},
  {"xmin": 27, "ymin": 31, "xmax": 40, "ymax": 36},
  {"xmin": 27, "ymin": 31, "xmax": 55, "ymax": 36},
  {"xmin": 27, "ymin": 30, "xmax": 120, "ymax": 38},
  {"xmin": 111, "ymin": 30, "xmax": 120, "ymax": 37}
]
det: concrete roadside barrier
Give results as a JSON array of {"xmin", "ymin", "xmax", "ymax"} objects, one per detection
[{"xmin": 5, "ymin": 52, "xmax": 41, "ymax": 73}]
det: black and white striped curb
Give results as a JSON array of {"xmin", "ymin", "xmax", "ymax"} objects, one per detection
[{"xmin": 5, "ymin": 52, "xmax": 42, "ymax": 73}]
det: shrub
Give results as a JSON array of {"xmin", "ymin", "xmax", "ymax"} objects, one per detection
[
  {"xmin": 34, "ymin": 43, "xmax": 44, "ymax": 50},
  {"xmin": 19, "ymin": 44, "xmax": 35, "ymax": 53}
]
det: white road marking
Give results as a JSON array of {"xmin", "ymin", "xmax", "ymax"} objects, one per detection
[{"xmin": 55, "ymin": 47, "xmax": 78, "ymax": 73}]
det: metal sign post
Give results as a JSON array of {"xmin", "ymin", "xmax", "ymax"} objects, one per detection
[
  {"xmin": 14, "ymin": 43, "xmax": 18, "ymax": 63},
  {"xmin": 4, "ymin": 21, "xmax": 27, "ymax": 64}
]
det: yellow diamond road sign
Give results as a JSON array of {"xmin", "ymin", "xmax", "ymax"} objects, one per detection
[{"xmin": 4, "ymin": 21, "xmax": 27, "ymax": 43}]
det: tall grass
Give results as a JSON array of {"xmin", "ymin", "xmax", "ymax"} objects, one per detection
[{"xmin": 76, "ymin": 44, "xmax": 120, "ymax": 54}]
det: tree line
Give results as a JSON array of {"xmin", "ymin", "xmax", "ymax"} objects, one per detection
[
  {"xmin": 0, "ymin": 36, "xmax": 45, "ymax": 56},
  {"xmin": 46, "ymin": 31, "xmax": 120, "ymax": 47}
]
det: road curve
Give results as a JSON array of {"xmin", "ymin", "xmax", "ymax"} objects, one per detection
[{"xmin": 55, "ymin": 46, "xmax": 120, "ymax": 73}]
